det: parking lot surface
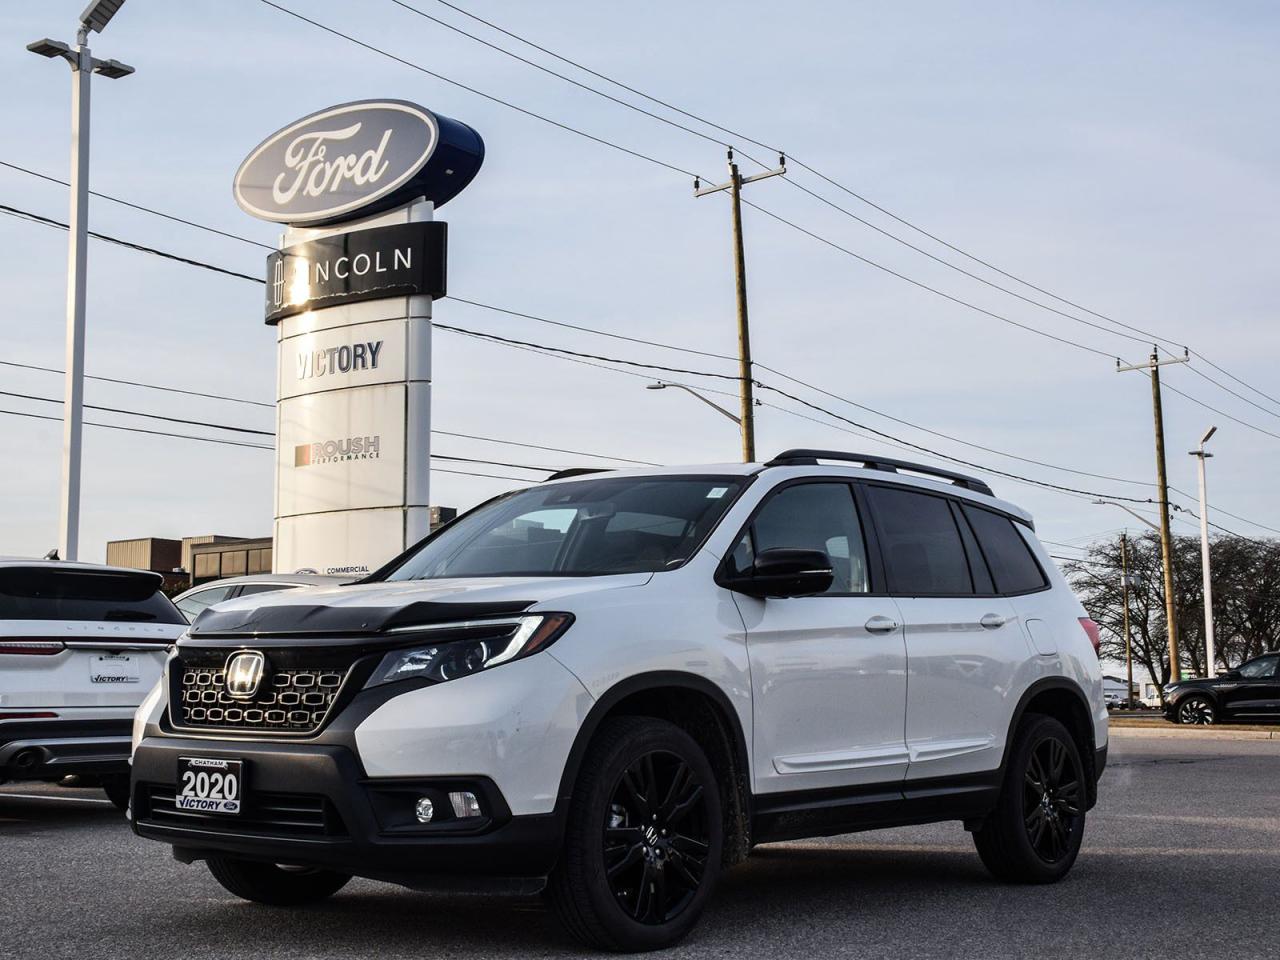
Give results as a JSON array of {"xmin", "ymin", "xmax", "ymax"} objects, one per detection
[{"xmin": 3, "ymin": 732, "xmax": 1277, "ymax": 959}]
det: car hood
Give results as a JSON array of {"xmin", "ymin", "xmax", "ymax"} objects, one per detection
[{"xmin": 187, "ymin": 573, "xmax": 652, "ymax": 637}]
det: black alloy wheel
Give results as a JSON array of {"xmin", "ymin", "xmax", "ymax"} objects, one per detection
[
  {"xmin": 549, "ymin": 715, "xmax": 724, "ymax": 951},
  {"xmin": 1177, "ymin": 696, "xmax": 1216, "ymax": 725},
  {"xmin": 1022, "ymin": 734, "xmax": 1083, "ymax": 864},
  {"xmin": 603, "ymin": 750, "xmax": 712, "ymax": 925},
  {"xmin": 972, "ymin": 714, "xmax": 1086, "ymax": 883}
]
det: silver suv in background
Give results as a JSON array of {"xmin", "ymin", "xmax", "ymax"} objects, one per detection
[{"xmin": 172, "ymin": 574, "xmax": 345, "ymax": 623}]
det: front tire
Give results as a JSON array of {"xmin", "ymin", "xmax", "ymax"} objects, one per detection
[
  {"xmin": 206, "ymin": 858, "xmax": 350, "ymax": 905},
  {"xmin": 549, "ymin": 716, "xmax": 723, "ymax": 951},
  {"xmin": 973, "ymin": 714, "xmax": 1086, "ymax": 883},
  {"xmin": 1177, "ymin": 696, "xmax": 1216, "ymax": 725}
]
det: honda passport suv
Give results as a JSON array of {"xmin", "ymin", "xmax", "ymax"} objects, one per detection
[{"xmin": 130, "ymin": 450, "xmax": 1107, "ymax": 951}]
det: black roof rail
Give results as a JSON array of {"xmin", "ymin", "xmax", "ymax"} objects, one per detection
[
  {"xmin": 765, "ymin": 448, "xmax": 995, "ymax": 497},
  {"xmin": 543, "ymin": 467, "xmax": 614, "ymax": 482}
]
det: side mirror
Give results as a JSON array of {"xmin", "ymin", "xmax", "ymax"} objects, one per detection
[
  {"xmin": 724, "ymin": 547, "xmax": 834, "ymax": 599},
  {"xmin": 1221, "ymin": 668, "xmax": 1241, "ymax": 680}
]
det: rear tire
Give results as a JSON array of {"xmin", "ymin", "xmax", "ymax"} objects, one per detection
[
  {"xmin": 206, "ymin": 858, "xmax": 350, "ymax": 905},
  {"xmin": 549, "ymin": 716, "xmax": 723, "ymax": 951},
  {"xmin": 973, "ymin": 714, "xmax": 1086, "ymax": 883},
  {"xmin": 101, "ymin": 774, "xmax": 131, "ymax": 811}
]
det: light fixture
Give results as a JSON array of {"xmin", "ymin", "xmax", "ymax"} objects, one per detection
[
  {"xmin": 92, "ymin": 57, "xmax": 134, "ymax": 78},
  {"xmin": 80, "ymin": 0, "xmax": 127, "ymax": 34},
  {"xmin": 414, "ymin": 796, "xmax": 434, "ymax": 823},
  {"xmin": 449, "ymin": 791, "xmax": 482, "ymax": 819},
  {"xmin": 26, "ymin": 38, "xmax": 72, "ymax": 59}
]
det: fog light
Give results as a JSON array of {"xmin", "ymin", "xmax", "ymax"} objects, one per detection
[
  {"xmin": 414, "ymin": 796, "xmax": 434, "ymax": 823},
  {"xmin": 449, "ymin": 790, "xmax": 482, "ymax": 819}
]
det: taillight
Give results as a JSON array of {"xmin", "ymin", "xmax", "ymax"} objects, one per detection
[
  {"xmin": 1079, "ymin": 618, "xmax": 1102, "ymax": 657},
  {"xmin": 0, "ymin": 640, "xmax": 66, "ymax": 655},
  {"xmin": 0, "ymin": 711, "xmax": 59, "ymax": 720}
]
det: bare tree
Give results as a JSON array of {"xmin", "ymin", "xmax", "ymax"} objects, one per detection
[{"xmin": 1062, "ymin": 532, "xmax": 1280, "ymax": 703}]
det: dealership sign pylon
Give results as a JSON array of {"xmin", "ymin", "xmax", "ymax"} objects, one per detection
[{"xmin": 233, "ymin": 100, "xmax": 483, "ymax": 576}]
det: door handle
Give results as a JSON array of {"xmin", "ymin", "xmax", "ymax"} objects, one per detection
[
  {"xmin": 865, "ymin": 615, "xmax": 899, "ymax": 634},
  {"xmin": 980, "ymin": 613, "xmax": 1009, "ymax": 629}
]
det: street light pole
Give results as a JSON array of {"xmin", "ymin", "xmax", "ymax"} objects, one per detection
[
  {"xmin": 27, "ymin": 1, "xmax": 134, "ymax": 561},
  {"xmin": 646, "ymin": 382, "xmax": 741, "ymax": 425},
  {"xmin": 1190, "ymin": 426, "xmax": 1218, "ymax": 676},
  {"xmin": 1120, "ymin": 532, "xmax": 1134, "ymax": 703}
]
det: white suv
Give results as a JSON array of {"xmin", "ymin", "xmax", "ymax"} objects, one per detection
[
  {"xmin": 131, "ymin": 450, "xmax": 1107, "ymax": 951},
  {"xmin": 1, "ymin": 560, "xmax": 185, "ymax": 807}
]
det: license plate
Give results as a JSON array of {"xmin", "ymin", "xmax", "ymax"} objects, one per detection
[
  {"xmin": 89, "ymin": 653, "xmax": 139, "ymax": 684},
  {"xmin": 176, "ymin": 757, "xmax": 243, "ymax": 814}
]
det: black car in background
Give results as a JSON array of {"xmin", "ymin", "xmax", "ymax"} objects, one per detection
[{"xmin": 1163, "ymin": 652, "xmax": 1280, "ymax": 724}]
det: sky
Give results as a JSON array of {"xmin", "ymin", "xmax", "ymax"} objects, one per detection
[{"xmin": 1, "ymin": 0, "xmax": 1278, "ymax": 567}]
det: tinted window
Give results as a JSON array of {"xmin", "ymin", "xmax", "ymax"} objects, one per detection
[
  {"xmin": 737, "ymin": 483, "xmax": 869, "ymax": 594},
  {"xmin": 866, "ymin": 486, "xmax": 972, "ymax": 596},
  {"xmin": 0, "ymin": 567, "xmax": 185, "ymax": 624},
  {"xmin": 962, "ymin": 505, "xmax": 1047, "ymax": 594},
  {"xmin": 1239, "ymin": 655, "xmax": 1278, "ymax": 679},
  {"xmin": 235, "ymin": 583, "xmax": 300, "ymax": 598},
  {"xmin": 387, "ymin": 476, "xmax": 745, "ymax": 579},
  {"xmin": 174, "ymin": 584, "xmax": 234, "ymax": 621}
]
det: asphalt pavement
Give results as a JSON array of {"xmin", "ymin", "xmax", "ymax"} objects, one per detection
[{"xmin": 2, "ymin": 732, "xmax": 1277, "ymax": 959}]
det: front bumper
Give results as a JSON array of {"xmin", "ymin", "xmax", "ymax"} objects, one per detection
[
  {"xmin": 0, "ymin": 717, "xmax": 132, "ymax": 781},
  {"xmin": 130, "ymin": 736, "xmax": 561, "ymax": 889}
]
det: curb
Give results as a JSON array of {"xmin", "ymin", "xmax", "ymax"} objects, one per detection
[{"xmin": 1109, "ymin": 725, "xmax": 1280, "ymax": 741}]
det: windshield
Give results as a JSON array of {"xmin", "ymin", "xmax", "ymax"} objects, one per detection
[{"xmin": 386, "ymin": 475, "xmax": 747, "ymax": 580}]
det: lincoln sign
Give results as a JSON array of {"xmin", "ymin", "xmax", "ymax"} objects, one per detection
[
  {"xmin": 264, "ymin": 221, "xmax": 447, "ymax": 323},
  {"xmin": 234, "ymin": 97, "xmax": 484, "ymax": 577}
]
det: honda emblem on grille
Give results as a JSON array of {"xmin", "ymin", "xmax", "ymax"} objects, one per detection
[{"xmin": 225, "ymin": 651, "xmax": 267, "ymax": 700}]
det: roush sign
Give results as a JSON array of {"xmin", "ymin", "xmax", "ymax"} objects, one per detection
[{"xmin": 233, "ymin": 100, "xmax": 484, "ymax": 226}]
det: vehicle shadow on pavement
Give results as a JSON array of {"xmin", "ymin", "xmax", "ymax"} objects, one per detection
[
  {"xmin": 90, "ymin": 845, "xmax": 995, "ymax": 958},
  {"xmin": 0, "ymin": 794, "xmax": 120, "ymax": 832}
]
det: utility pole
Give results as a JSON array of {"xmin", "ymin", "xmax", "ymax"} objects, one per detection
[
  {"xmin": 695, "ymin": 150, "xmax": 786, "ymax": 462},
  {"xmin": 28, "ymin": 1, "xmax": 135, "ymax": 560},
  {"xmin": 1190, "ymin": 425, "xmax": 1218, "ymax": 676},
  {"xmin": 1120, "ymin": 532, "xmax": 1134, "ymax": 702},
  {"xmin": 1117, "ymin": 346, "xmax": 1190, "ymax": 682}
]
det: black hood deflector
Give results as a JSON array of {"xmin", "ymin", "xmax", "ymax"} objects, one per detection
[{"xmin": 189, "ymin": 598, "xmax": 536, "ymax": 639}]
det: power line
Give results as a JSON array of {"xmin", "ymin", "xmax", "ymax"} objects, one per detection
[
  {"xmin": 0, "ymin": 405, "xmax": 562, "ymax": 479},
  {"xmin": 0, "ymin": 203, "xmax": 262, "ymax": 284},
  {"xmin": 0, "ymin": 159, "xmax": 272, "ymax": 250},
  {"xmin": 3, "ymin": 198, "xmax": 1275, "ymax": 527},
  {"xmin": 0, "ymin": 407, "xmax": 273, "ymax": 451},
  {"xmin": 257, "ymin": 0, "xmax": 699, "ymax": 179},
  {"xmin": 0, "ymin": 358, "xmax": 275, "ymax": 409},
  {"xmin": 0, "ymin": 388, "xmax": 274, "ymax": 437},
  {"xmin": 416, "ymin": 0, "xmax": 1280, "ymax": 418}
]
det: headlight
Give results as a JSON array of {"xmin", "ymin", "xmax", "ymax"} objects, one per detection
[{"xmin": 366, "ymin": 613, "xmax": 573, "ymax": 688}]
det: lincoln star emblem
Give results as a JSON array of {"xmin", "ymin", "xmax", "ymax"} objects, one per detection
[{"xmin": 225, "ymin": 651, "xmax": 266, "ymax": 700}]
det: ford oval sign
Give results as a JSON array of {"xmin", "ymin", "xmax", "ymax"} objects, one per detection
[{"xmin": 233, "ymin": 100, "xmax": 484, "ymax": 226}]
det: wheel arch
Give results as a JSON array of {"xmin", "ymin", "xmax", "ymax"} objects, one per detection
[
  {"xmin": 555, "ymin": 671, "xmax": 753, "ymax": 865},
  {"xmin": 1001, "ymin": 677, "xmax": 1100, "ymax": 808}
]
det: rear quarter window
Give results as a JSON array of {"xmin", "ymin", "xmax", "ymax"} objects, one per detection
[
  {"xmin": 0, "ymin": 567, "xmax": 185, "ymax": 624},
  {"xmin": 961, "ymin": 505, "xmax": 1048, "ymax": 595}
]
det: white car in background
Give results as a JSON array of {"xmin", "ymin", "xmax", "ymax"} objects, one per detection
[{"xmin": 0, "ymin": 560, "xmax": 186, "ymax": 808}]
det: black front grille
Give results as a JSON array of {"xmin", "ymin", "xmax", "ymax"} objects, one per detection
[
  {"xmin": 140, "ymin": 784, "xmax": 346, "ymax": 838},
  {"xmin": 171, "ymin": 648, "xmax": 366, "ymax": 735}
]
